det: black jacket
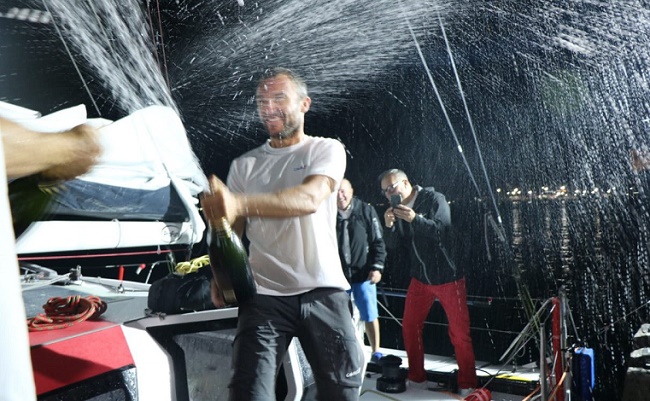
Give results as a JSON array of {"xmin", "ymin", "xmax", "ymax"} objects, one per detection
[
  {"xmin": 384, "ymin": 186, "xmax": 462, "ymax": 285},
  {"xmin": 336, "ymin": 197, "xmax": 387, "ymax": 283}
]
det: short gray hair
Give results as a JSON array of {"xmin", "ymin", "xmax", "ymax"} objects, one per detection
[
  {"xmin": 378, "ymin": 168, "xmax": 408, "ymax": 183},
  {"xmin": 259, "ymin": 67, "xmax": 308, "ymax": 99}
]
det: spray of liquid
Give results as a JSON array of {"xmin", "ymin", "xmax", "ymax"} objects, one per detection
[{"xmin": 27, "ymin": 1, "xmax": 650, "ymax": 399}]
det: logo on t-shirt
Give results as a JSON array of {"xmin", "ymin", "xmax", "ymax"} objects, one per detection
[{"xmin": 293, "ymin": 163, "xmax": 307, "ymax": 171}]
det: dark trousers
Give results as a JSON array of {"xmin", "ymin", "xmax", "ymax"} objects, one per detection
[{"xmin": 229, "ymin": 288, "xmax": 364, "ymax": 401}]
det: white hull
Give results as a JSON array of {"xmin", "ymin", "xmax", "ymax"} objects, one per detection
[{"xmin": 24, "ymin": 276, "xmax": 538, "ymax": 401}]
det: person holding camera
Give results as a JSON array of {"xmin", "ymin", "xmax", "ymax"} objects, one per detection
[
  {"xmin": 378, "ymin": 168, "xmax": 477, "ymax": 397},
  {"xmin": 337, "ymin": 178, "xmax": 387, "ymax": 364}
]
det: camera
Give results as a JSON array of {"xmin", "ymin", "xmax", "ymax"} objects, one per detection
[{"xmin": 390, "ymin": 194, "xmax": 402, "ymax": 208}]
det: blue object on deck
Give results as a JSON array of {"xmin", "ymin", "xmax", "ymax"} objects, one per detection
[{"xmin": 572, "ymin": 347, "xmax": 595, "ymax": 401}]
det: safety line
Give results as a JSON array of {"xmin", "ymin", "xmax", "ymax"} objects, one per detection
[{"xmin": 42, "ymin": 0, "xmax": 101, "ymax": 117}]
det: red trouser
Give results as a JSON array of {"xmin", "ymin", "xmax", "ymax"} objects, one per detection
[{"xmin": 402, "ymin": 277, "xmax": 478, "ymax": 389}]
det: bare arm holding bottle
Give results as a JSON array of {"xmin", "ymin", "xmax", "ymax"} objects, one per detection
[
  {"xmin": 200, "ymin": 173, "xmax": 336, "ymax": 228},
  {"xmin": 1, "ymin": 118, "xmax": 100, "ymax": 180},
  {"xmin": 200, "ymin": 173, "xmax": 337, "ymax": 307}
]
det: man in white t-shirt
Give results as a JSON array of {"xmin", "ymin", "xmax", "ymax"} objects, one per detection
[
  {"xmin": 201, "ymin": 68, "xmax": 363, "ymax": 400},
  {"xmin": 0, "ymin": 118, "xmax": 100, "ymax": 401}
]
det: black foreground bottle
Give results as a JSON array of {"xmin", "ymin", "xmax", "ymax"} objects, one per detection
[
  {"xmin": 208, "ymin": 217, "xmax": 257, "ymax": 305},
  {"xmin": 8, "ymin": 174, "xmax": 56, "ymax": 239}
]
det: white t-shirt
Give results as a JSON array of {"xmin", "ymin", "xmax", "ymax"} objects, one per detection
[
  {"xmin": 0, "ymin": 138, "xmax": 37, "ymax": 400},
  {"xmin": 227, "ymin": 135, "xmax": 350, "ymax": 296}
]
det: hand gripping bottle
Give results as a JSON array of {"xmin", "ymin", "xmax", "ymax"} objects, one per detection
[
  {"xmin": 8, "ymin": 174, "xmax": 56, "ymax": 238},
  {"xmin": 208, "ymin": 217, "xmax": 257, "ymax": 305}
]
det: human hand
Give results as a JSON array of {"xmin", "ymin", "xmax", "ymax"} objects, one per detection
[
  {"xmin": 210, "ymin": 278, "xmax": 226, "ymax": 308},
  {"xmin": 40, "ymin": 124, "xmax": 101, "ymax": 181},
  {"xmin": 368, "ymin": 270, "xmax": 382, "ymax": 284},
  {"xmin": 200, "ymin": 175, "xmax": 240, "ymax": 226},
  {"xmin": 384, "ymin": 208, "xmax": 395, "ymax": 228},
  {"xmin": 392, "ymin": 204, "xmax": 416, "ymax": 223}
]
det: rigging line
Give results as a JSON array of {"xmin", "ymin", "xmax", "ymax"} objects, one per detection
[
  {"xmin": 145, "ymin": 0, "xmax": 164, "ymax": 76},
  {"xmin": 401, "ymin": 2, "xmax": 541, "ymax": 339},
  {"xmin": 87, "ymin": 2, "xmax": 197, "ymax": 245},
  {"xmin": 377, "ymin": 299, "xmax": 403, "ymax": 328},
  {"xmin": 397, "ymin": 3, "xmax": 536, "ymax": 328},
  {"xmin": 396, "ymin": 0, "xmax": 482, "ymax": 199},
  {"xmin": 499, "ymin": 298, "xmax": 553, "ymax": 362},
  {"xmin": 481, "ymin": 307, "xmax": 551, "ymax": 390},
  {"xmin": 486, "ymin": 212, "xmax": 537, "ymax": 322},
  {"xmin": 378, "ymin": 300, "xmax": 525, "ymax": 335},
  {"xmin": 469, "ymin": 294, "xmax": 543, "ymax": 302},
  {"xmin": 437, "ymin": 12, "xmax": 503, "ymax": 225},
  {"xmin": 561, "ymin": 289, "xmax": 582, "ymax": 342},
  {"xmin": 379, "ymin": 286, "xmax": 541, "ymax": 303},
  {"xmin": 42, "ymin": 0, "xmax": 101, "ymax": 117},
  {"xmin": 154, "ymin": 0, "xmax": 172, "ymax": 92},
  {"xmin": 596, "ymin": 299, "xmax": 650, "ymax": 336},
  {"xmin": 484, "ymin": 212, "xmax": 493, "ymax": 260},
  {"xmin": 437, "ymin": 7, "xmax": 539, "ymax": 325},
  {"xmin": 21, "ymin": 273, "xmax": 72, "ymax": 291}
]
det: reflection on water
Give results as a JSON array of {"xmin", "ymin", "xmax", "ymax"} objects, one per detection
[{"xmin": 502, "ymin": 194, "xmax": 650, "ymax": 400}]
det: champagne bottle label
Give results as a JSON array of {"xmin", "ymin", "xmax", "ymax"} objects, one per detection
[{"xmin": 208, "ymin": 217, "xmax": 257, "ymax": 305}]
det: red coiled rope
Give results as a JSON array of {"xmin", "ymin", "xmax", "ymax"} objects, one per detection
[{"xmin": 27, "ymin": 295, "xmax": 107, "ymax": 332}]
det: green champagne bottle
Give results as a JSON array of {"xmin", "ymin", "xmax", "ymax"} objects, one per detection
[
  {"xmin": 8, "ymin": 174, "xmax": 57, "ymax": 239},
  {"xmin": 208, "ymin": 217, "xmax": 257, "ymax": 305}
]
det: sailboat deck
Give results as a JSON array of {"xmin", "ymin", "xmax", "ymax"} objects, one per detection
[
  {"xmin": 24, "ymin": 276, "xmax": 540, "ymax": 400},
  {"xmin": 360, "ymin": 346, "xmax": 539, "ymax": 400}
]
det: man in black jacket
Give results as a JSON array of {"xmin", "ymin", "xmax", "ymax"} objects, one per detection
[
  {"xmin": 379, "ymin": 169, "xmax": 477, "ymax": 397},
  {"xmin": 337, "ymin": 178, "xmax": 387, "ymax": 363}
]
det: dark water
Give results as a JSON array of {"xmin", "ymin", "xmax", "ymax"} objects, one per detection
[{"xmin": 504, "ymin": 195, "xmax": 647, "ymax": 396}]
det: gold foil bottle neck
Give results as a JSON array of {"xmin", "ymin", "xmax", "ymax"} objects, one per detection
[{"xmin": 214, "ymin": 217, "xmax": 232, "ymax": 237}]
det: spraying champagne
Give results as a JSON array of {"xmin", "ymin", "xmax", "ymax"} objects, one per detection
[{"xmin": 208, "ymin": 217, "xmax": 257, "ymax": 305}]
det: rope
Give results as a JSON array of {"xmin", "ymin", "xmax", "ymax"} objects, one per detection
[
  {"xmin": 27, "ymin": 295, "xmax": 107, "ymax": 331},
  {"xmin": 521, "ymin": 385, "xmax": 540, "ymax": 401},
  {"xmin": 547, "ymin": 366, "xmax": 569, "ymax": 401},
  {"xmin": 174, "ymin": 255, "xmax": 211, "ymax": 275}
]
